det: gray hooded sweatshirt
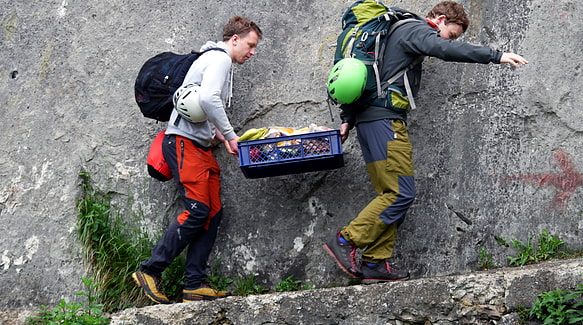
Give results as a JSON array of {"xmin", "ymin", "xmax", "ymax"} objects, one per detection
[{"xmin": 166, "ymin": 41, "xmax": 235, "ymax": 147}]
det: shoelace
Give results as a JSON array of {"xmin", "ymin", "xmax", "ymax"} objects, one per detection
[
  {"xmin": 153, "ymin": 276, "xmax": 164, "ymax": 291},
  {"xmin": 338, "ymin": 233, "xmax": 360, "ymax": 271},
  {"xmin": 383, "ymin": 261, "xmax": 391, "ymax": 273},
  {"xmin": 350, "ymin": 247, "xmax": 360, "ymax": 270}
]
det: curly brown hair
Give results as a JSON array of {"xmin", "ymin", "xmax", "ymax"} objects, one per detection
[
  {"xmin": 222, "ymin": 16, "xmax": 263, "ymax": 41},
  {"xmin": 426, "ymin": 1, "xmax": 470, "ymax": 32}
]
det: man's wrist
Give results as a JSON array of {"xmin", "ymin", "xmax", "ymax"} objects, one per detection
[{"xmin": 341, "ymin": 119, "xmax": 353, "ymax": 128}]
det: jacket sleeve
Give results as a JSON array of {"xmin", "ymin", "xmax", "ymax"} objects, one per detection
[
  {"xmin": 198, "ymin": 52, "xmax": 237, "ymax": 141},
  {"xmin": 339, "ymin": 105, "xmax": 356, "ymax": 127},
  {"xmin": 399, "ymin": 23, "xmax": 502, "ymax": 64}
]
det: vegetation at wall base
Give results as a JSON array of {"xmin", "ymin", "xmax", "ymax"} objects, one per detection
[
  {"xmin": 477, "ymin": 246, "xmax": 499, "ymax": 270},
  {"xmin": 233, "ymin": 274, "xmax": 269, "ymax": 296},
  {"xmin": 275, "ymin": 275, "xmax": 314, "ymax": 292},
  {"xmin": 76, "ymin": 171, "xmax": 185, "ymax": 309},
  {"xmin": 481, "ymin": 229, "xmax": 583, "ymax": 271},
  {"xmin": 26, "ymin": 277, "xmax": 109, "ymax": 325},
  {"xmin": 503, "ymin": 229, "xmax": 582, "ymax": 267},
  {"xmin": 207, "ymin": 258, "xmax": 234, "ymax": 291},
  {"xmin": 487, "ymin": 230, "xmax": 583, "ymax": 324},
  {"xmin": 514, "ymin": 305, "xmax": 531, "ymax": 324},
  {"xmin": 528, "ymin": 281, "xmax": 583, "ymax": 325}
]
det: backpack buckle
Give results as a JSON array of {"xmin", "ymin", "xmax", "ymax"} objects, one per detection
[
  {"xmin": 357, "ymin": 32, "xmax": 369, "ymax": 49},
  {"xmin": 360, "ymin": 32, "xmax": 369, "ymax": 42}
]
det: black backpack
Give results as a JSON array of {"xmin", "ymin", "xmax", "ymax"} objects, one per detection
[{"xmin": 134, "ymin": 48, "xmax": 226, "ymax": 122}]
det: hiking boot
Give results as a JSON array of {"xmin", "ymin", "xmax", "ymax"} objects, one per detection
[
  {"xmin": 323, "ymin": 228, "xmax": 362, "ymax": 278},
  {"xmin": 361, "ymin": 260, "xmax": 410, "ymax": 283},
  {"xmin": 183, "ymin": 285, "xmax": 231, "ymax": 302},
  {"xmin": 132, "ymin": 270, "xmax": 171, "ymax": 304}
]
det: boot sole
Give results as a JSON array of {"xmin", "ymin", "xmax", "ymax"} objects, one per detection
[
  {"xmin": 322, "ymin": 244, "xmax": 361, "ymax": 279},
  {"xmin": 183, "ymin": 290, "xmax": 231, "ymax": 302},
  {"xmin": 183, "ymin": 294, "xmax": 228, "ymax": 302},
  {"xmin": 361, "ymin": 275, "xmax": 410, "ymax": 284}
]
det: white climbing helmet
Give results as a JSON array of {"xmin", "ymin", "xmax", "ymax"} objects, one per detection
[{"xmin": 173, "ymin": 83, "xmax": 207, "ymax": 123}]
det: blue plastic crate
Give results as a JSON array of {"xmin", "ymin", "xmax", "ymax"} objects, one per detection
[{"xmin": 238, "ymin": 130, "xmax": 344, "ymax": 178}]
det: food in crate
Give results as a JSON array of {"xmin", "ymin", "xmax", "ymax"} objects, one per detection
[
  {"xmin": 239, "ymin": 124, "xmax": 333, "ymax": 162},
  {"xmin": 303, "ymin": 138, "xmax": 331, "ymax": 156},
  {"xmin": 237, "ymin": 126, "xmax": 344, "ymax": 178}
]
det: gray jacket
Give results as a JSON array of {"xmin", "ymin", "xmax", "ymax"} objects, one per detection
[{"xmin": 342, "ymin": 12, "xmax": 503, "ymax": 125}]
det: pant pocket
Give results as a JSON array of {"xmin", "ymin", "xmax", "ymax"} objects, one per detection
[{"xmin": 386, "ymin": 140, "xmax": 414, "ymax": 176}]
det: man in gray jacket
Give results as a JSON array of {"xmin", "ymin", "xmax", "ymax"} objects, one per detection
[
  {"xmin": 133, "ymin": 16, "xmax": 262, "ymax": 303},
  {"xmin": 324, "ymin": 1, "xmax": 527, "ymax": 283}
]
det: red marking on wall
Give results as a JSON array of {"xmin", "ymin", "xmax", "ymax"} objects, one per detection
[{"xmin": 503, "ymin": 150, "xmax": 582, "ymax": 210}]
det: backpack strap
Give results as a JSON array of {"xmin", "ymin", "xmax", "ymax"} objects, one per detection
[
  {"xmin": 172, "ymin": 47, "xmax": 228, "ymax": 126},
  {"xmin": 387, "ymin": 17, "xmax": 416, "ymax": 37},
  {"xmin": 376, "ymin": 18, "xmax": 417, "ymax": 98},
  {"xmin": 379, "ymin": 18, "xmax": 423, "ymax": 109},
  {"xmin": 343, "ymin": 27, "xmax": 360, "ymax": 59},
  {"xmin": 373, "ymin": 26, "xmax": 385, "ymax": 97},
  {"xmin": 381, "ymin": 55, "xmax": 424, "ymax": 109}
]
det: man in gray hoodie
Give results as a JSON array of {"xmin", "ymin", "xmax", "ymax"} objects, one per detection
[
  {"xmin": 324, "ymin": 1, "xmax": 527, "ymax": 283},
  {"xmin": 133, "ymin": 16, "xmax": 262, "ymax": 303}
]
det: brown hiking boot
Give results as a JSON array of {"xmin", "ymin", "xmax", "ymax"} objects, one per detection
[
  {"xmin": 132, "ymin": 270, "xmax": 171, "ymax": 304},
  {"xmin": 323, "ymin": 228, "xmax": 362, "ymax": 278},
  {"xmin": 361, "ymin": 260, "xmax": 409, "ymax": 283}
]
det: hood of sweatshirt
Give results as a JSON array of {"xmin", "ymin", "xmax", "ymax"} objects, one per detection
[
  {"xmin": 199, "ymin": 41, "xmax": 233, "ymax": 108},
  {"xmin": 200, "ymin": 40, "xmax": 229, "ymax": 54}
]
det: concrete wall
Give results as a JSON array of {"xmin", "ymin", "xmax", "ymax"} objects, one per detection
[
  {"xmin": 1, "ymin": 0, "xmax": 581, "ymax": 312},
  {"xmin": 109, "ymin": 259, "xmax": 583, "ymax": 325}
]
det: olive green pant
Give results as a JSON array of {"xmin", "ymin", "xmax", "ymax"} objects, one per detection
[{"xmin": 341, "ymin": 119, "xmax": 415, "ymax": 263}]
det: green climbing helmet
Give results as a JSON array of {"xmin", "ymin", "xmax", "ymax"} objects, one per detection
[{"xmin": 327, "ymin": 58, "xmax": 367, "ymax": 104}]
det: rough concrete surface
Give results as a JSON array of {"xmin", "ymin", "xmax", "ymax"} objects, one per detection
[
  {"xmin": 108, "ymin": 259, "xmax": 582, "ymax": 325},
  {"xmin": 0, "ymin": 0, "xmax": 582, "ymax": 320}
]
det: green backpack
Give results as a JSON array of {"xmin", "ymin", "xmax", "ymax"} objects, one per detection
[{"xmin": 334, "ymin": 0, "xmax": 421, "ymax": 109}]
